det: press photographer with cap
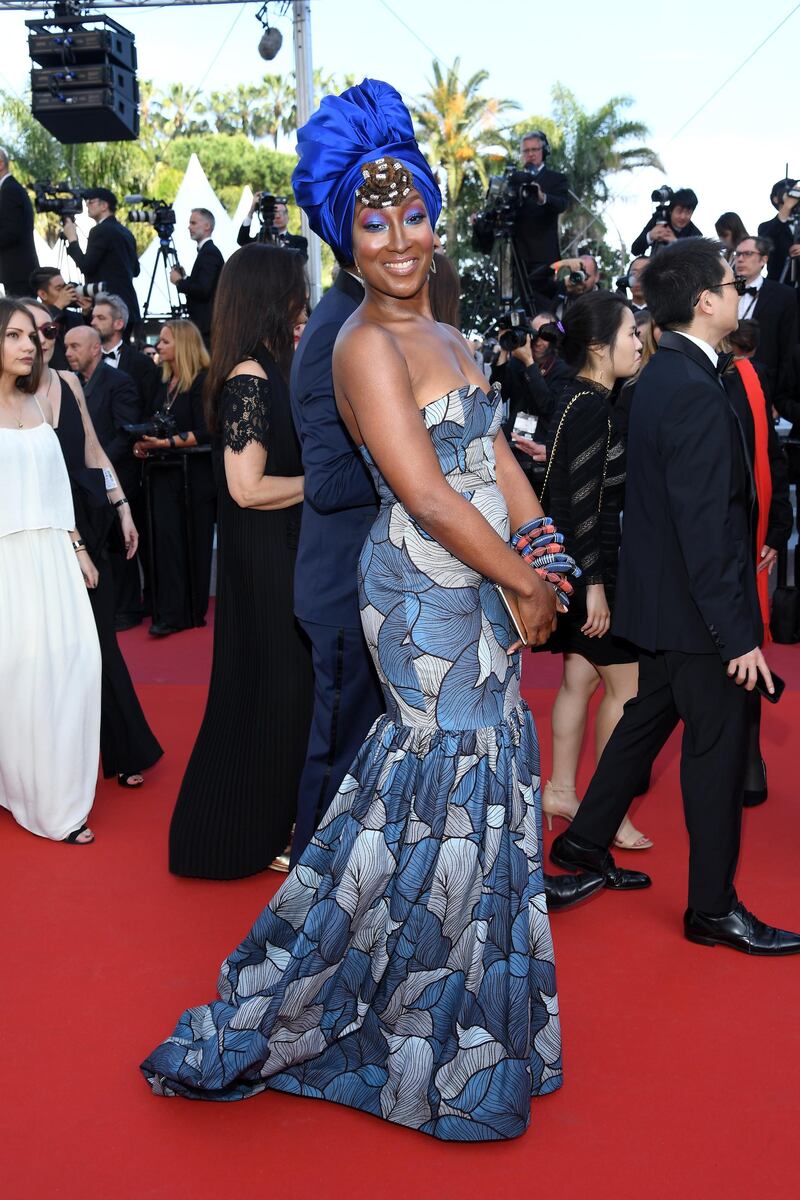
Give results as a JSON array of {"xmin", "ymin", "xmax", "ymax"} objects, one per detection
[
  {"xmin": 631, "ymin": 186, "xmax": 702, "ymax": 256},
  {"xmin": 62, "ymin": 187, "xmax": 141, "ymax": 331}
]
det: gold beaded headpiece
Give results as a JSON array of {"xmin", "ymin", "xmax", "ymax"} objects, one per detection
[{"xmin": 354, "ymin": 157, "xmax": 415, "ymax": 209}]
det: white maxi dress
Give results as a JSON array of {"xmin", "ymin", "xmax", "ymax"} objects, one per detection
[{"xmin": 0, "ymin": 405, "xmax": 101, "ymax": 839}]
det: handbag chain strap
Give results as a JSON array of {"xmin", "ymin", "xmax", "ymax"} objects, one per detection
[{"xmin": 540, "ymin": 390, "xmax": 613, "ymax": 515}]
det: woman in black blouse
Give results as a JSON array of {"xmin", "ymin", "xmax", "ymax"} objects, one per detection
[
  {"xmin": 133, "ymin": 319, "xmax": 215, "ymax": 636},
  {"xmin": 539, "ymin": 292, "xmax": 652, "ymax": 850},
  {"xmin": 168, "ymin": 244, "xmax": 313, "ymax": 879}
]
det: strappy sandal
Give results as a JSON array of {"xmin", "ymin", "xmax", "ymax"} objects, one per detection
[
  {"xmin": 117, "ymin": 773, "xmax": 144, "ymax": 788},
  {"xmin": 63, "ymin": 824, "xmax": 95, "ymax": 844}
]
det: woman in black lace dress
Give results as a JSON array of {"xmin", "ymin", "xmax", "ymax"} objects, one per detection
[
  {"xmin": 168, "ymin": 245, "xmax": 312, "ymax": 879},
  {"xmin": 538, "ymin": 292, "xmax": 652, "ymax": 849}
]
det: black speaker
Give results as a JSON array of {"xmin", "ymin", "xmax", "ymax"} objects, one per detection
[{"xmin": 26, "ymin": 15, "xmax": 139, "ymax": 144}]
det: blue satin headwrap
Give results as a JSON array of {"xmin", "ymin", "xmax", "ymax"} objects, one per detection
[{"xmin": 292, "ymin": 78, "xmax": 442, "ymax": 263}]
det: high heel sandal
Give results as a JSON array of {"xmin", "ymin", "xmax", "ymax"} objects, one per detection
[
  {"xmin": 541, "ymin": 781, "xmax": 580, "ymax": 831},
  {"xmin": 612, "ymin": 817, "xmax": 653, "ymax": 851},
  {"xmin": 117, "ymin": 773, "xmax": 144, "ymax": 789},
  {"xmin": 63, "ymin": 823, "xmax": 94, "ymax": 845}
]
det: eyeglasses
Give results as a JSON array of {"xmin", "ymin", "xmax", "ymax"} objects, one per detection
[
  {"xmin": 693, "ymin": 277, "xmax": 746, "ymax": 306},
  {"xmin": 733, "ymin": 249, "xmax": 758, "ymax": 258},
  {"xmin": 39, "ymin": 323, "xmax": 59, "ymax": 339}
]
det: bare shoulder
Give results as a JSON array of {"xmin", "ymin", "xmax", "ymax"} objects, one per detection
[
  {"xmin": 334, "ymin": 316, "xmax": 406, "ymax": 377},
  {"xmin": 226, "ymin": 359, "xmax": 267, "ymax": 382},
  {"xmin": 57, "ymin": 369, "xmax": 84, "ymax": 400}
]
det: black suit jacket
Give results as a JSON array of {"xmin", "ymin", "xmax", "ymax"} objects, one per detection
[
  {"xmin": 290, "ymin": 269, "xmax": 377, "ymax": 627},
  {"xmin": 512, "ymin": 166, "xmax": 568, "ymax": 268},
  {"xmin": 115, "ymin": 342, "xmax": 161, "ymax": 414},
  {"xmin": 237, "ymin": 222, "xmax": 308, "ymax": 258},
  {"xmin": 49, "ymin": 305, "xmax": 87, "ymax": 371},
  {"xmin": 66, "ymin": 216, "xmax": 140, "ymax": 322},
  {"xmin": 722, "ymin": 361, "xmax": 792, "ymax": 552},
  {"xmin": 613, "ymin": 332, "xmax": 761, "ymax": 660},
  {"xmin": 175, "ymin": 239, "xmax": 224, "ymax": 338},
  {"xmin": 757, "ymin": 214, "xmax": 795, "ymax": 281},
  {"xmin": 631, "ymin": 216, "xmax": 702, "ymax": 257},
  {"xmin": 81, "ymin": 361, "xmax": 141, "ymax": 491},
  {"xmin": 0, "ymin": 175, "xmax": 38, "ymax": 291},
  {"xmin": 747, "ymin": 278, "xmax": 798, "ymax": 398}
]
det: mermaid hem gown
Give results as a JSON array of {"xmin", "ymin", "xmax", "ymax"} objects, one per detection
[{"xmin": 141, "ymin": 383, "xmax": 562, "ymax": 1142}]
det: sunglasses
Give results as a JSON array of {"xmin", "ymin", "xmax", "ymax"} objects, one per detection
[{"xmin": 39, "ymin": 322, "xmax": 60, "ymax": 339}]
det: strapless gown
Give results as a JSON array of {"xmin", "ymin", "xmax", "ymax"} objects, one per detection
[{"xmin": 141, "ymin": 382, "xmax": 562, "ymax": 1142}]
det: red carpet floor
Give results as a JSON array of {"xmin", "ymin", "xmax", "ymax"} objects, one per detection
[{"xmin": 2, "ymin": 616, "xmax": 800, "ymax": 1199}]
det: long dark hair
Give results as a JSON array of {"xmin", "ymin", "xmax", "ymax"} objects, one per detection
[
  {"xmin": 204, "ymin": 244, "xmax": 307, "ymax": 433},
  {"xmin": 560, "ymin": 291, "xmax": 632, "ymax": 372},
  {"xmin": 0, "ymin": 297, "xmax": 43, "ymax": 393},
  {"xmin": 428, "ymin": 252, "xmax": 461, "ymax": 327}
]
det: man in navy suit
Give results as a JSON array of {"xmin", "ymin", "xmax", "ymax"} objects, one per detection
[
  {"xmin": 552, "ymin": 238, "xmax": 800, "ymax": 955},
  {"xmin": 289, "ymin": 260, "xmax": 384, "ymax": 866}
]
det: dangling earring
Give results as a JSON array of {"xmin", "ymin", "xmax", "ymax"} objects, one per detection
[{"xmin": 429, "ymin": 256, "xmax": 438, "ymax": 275}]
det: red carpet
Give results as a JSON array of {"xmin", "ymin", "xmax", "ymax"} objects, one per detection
[{"xmin": 2, "ymin": 621, "xmax": 800, "ymax": 1199}]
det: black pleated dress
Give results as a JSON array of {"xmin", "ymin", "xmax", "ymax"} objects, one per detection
[
  {"xmin": 168, "ymin": 347, "xmax": 313, "ymax": 878},
  {"xmin": 54, "ymin": 373, "xmax": 164, "ymax": 778}
]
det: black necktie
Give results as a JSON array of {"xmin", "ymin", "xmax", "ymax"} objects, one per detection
[{"xmin": 716, "ymin": 352, "xmax": 734, "ymax": 375}]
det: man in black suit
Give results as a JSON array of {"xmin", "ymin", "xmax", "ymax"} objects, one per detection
[
  {"xmin": 0, "ymin": 147, "xmax": 38, "ymax": 296},
  {"xmin": 551, "ymin": 238, "xmax": 800, "ymax": 955},
  {"xmin": 631, "ymin": 187, "xmax": 702, "ymax": 256},
  {"xmin": 732, "ymin": 235, "xmax": 798, "ymax": 398},
  {"xmin": 237, "ymin": 195, "xmax": 308, "ymax": 257},
  {"xmin": 757, "ymin": 177, "xmax": 800, "ymax": 283},
  {"xmin": 169, "ymin": 208, "xmax": 224, "ymax": 345},
  {"xmin": 62, "ymin": 188, "xmax": 140, "ymax": 328},
  {"xmin": 511, "ymin": 132, "xmax": 568, "ymax": 286},
  {"xmin": 30, "ymin": 266, "xmax": 86, "ymax": 369},
  {"xmin": 90, "ymin": 291, "xmax": 161, "ymax": 627},
  {"xmin": 64, "ymin": 325, "xmax": 141, "ymax": 495}
]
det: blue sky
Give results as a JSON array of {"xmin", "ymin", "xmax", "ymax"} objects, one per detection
[{"xmin": 1, "ymin": 0, "xmax": 796, "ymax": 258}]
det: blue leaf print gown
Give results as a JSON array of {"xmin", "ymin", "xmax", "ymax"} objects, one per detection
[{"xmin": 141, "ymin": 382, "xmax": 562, "ymax": 1142}]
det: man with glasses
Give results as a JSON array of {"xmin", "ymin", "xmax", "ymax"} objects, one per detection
[
  {"xmin": 733, "ymin": 236, "xmax": 798, "ymax": 398},
  {"xmin": 30, "ymin": 267, "xmax": 86, "ymax": 369},
  {"xmin": 551, "ymin": 239, "xmax": 800, "ymax": 956}
]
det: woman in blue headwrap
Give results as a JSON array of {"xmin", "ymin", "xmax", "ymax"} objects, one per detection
[{"xmin": 141, "ymin": 79, "xmax": 586, "ymax": 1141}]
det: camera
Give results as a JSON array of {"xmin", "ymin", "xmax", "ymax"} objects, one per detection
[
  {"xmin": 255, "ymin": 193, "xmax": 290, "ymax": 244},
  {"xmin": 124, "ymin": 196, "xmax": 177, "ymax": 239},
  {"xmin": 485, "ymin": 306, "xmax": 530, "ymax": 351},
  {"xmin": 29, "ymin": 180, "xmax": 83, "ymax": 219},
  {"xmin": 474, "ymin": 167, "xmax": 540, "ymax": 246},
  {"xmin": 67, "ymin": 280, "xmax": 108, "ymax": 300},
  {"xmin": 651, "ymin": 184, "xmax": 674, "ymax": 225},
  {"xmin": 123, "ymin": 411, "xmax": 179, "ymax": 439}
]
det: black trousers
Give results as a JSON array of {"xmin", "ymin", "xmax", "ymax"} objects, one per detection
[
  {"xmin": 289, "ymin": 619, "xmax": 385, "ymax": 868},
  {"xmin": 570, "ymin": 649, "xmax": 748, "ymax": 914}
]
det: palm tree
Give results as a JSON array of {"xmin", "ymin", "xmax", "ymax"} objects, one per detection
[
  {"xmin": 412, "ymin": 58, "xmax": 520, "ymax": 255},
  {"xmin": 150, "ymin": 83, "xmax": 209, "ymax": 142},
  {"xmin": 259, "ymin": 73, "xmax": 296, "ymax": 148}
]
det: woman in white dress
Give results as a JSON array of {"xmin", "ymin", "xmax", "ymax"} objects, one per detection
[{"xmin": 0, "ymin": 298, "xmax": 101, "ymax": 843}]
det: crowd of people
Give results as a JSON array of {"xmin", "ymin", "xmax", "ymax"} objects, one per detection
[{"xmin": 1, "ymin": 80, "xmax": 800, "ymax": 1142}]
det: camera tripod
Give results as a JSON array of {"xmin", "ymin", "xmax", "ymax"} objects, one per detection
[
  {"xmin": 468, "ymin": 227, "xmax": 540, "ymax": 329},
  {"xmin": 779, "ymin": 213, "xmax": 799, "ymax": 288},
  {"xmin": 141, "ymin": 233, "xmax": 189, "ymax": 322}
]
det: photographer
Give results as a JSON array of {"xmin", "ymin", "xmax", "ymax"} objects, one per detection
[
  {"xmin": 169, "ymin": 208, "xmax": 224, "ymax": 346},
  {"xmin": 62, "ymin": 188, "xmax": 140, "ymax": 329},
  {"xmin": 631, "ymin": 186, "xmax": 702, "ymax": 256},
  {"xmin": 495, "ymin": 311, "xmax": 573, "ymax": 463},
  {"xmin": 30, "ymin": 267, "xmax": 86, "ymax": 369},
  {"xmin": 237, "ymin": 194, "xmax": 308, "ymax": 257},
  {"xmin": 757, "ymin": 177, "xmax": 800, "ymax": 283},
  {"xmin": 617, "ymin": 257, "xmax": 648, "ymax": 311},
  {"xmin": 511, "ymin": 132, "xmax": 569, "ymax": 280},
  {"xmin": 546, "ymin": 254, "xmax": 601, "ymax": 319},
  {"xmin": 0, "ymin": 148, "xmax": 38, "ymax": 297}
]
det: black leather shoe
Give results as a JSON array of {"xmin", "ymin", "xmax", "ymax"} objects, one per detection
[
  {"xmin": 550, "ymin": 831, "xmax": 651, "ymax": 891},
  {"xmin": 684, "ymin": 902, "xmax": 800, "ymax": 955},
  {"xmin": 148, "ymin": 622, "xmax": 184, "ymax": 638},
  {"xmin": 544, "ymin": 871, "xmax": 604, "ymax": 912},
  {"xmin": 743, "ymin": 758, "xmax": 768, "ymax": 807}
]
